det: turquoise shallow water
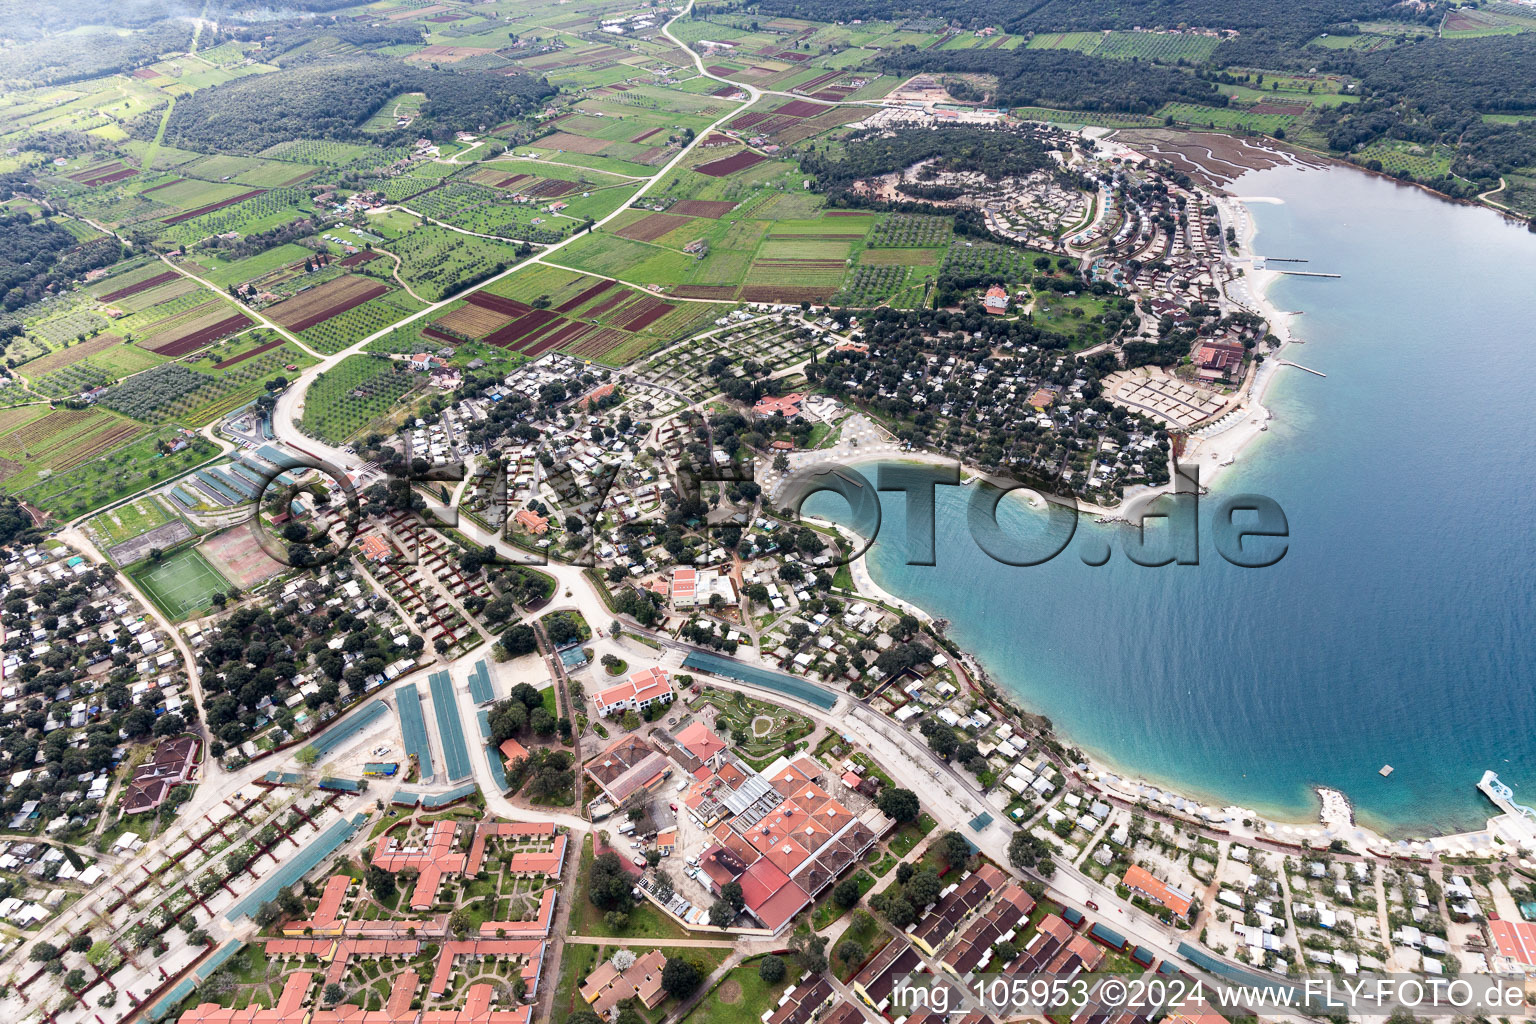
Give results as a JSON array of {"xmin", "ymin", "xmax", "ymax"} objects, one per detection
[{"xmin": 805, "ymin": 163, "xmax": 1536, "ymax": 837}]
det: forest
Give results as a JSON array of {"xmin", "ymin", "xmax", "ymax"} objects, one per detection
[
  {"xmin": 732, "ymin": 0, "xmax": 1402, "ymax": 37},
  {"xmin": 878, "ymin": 48, "xmax": 1223, "ymax": 115},
  {"xmin": 0, "ymin": 19, "xmax": 193, "ymax": 86},
  {"xmin": 0, "ymin": 213, "xmax": 125, "ymax": 311},
  {"xmin": 157, "ymin": 58, "xmax": 556, "ymax": 153},
  {"xmin": 800, "ymin": 126, "xmax": 1056, "ymax": 197}
]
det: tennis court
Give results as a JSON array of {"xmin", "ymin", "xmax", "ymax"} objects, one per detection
[{"xmin": 131, "ymin": 548, "xmax": 232, "ymax": 620}]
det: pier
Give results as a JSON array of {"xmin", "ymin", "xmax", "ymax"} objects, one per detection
[
  {"xmin": 1262, "ymin": 257, "xmax": 1309, "ymax": 263},
  {"xmin": 1276, "ymin": 270, "xmax": 1341, "ymax": 278},
  {"xmin": 1280, "ymin": 361, "xmax": 1326, "ymax": 377}
]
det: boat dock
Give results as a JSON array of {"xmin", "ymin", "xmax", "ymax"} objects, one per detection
[
  {"xmin": 1280, "ymin": 361, "xmax": 1326, "ymax": 377},
  {"xmin": 1276, "ymin": 270, "xmax": 1341, "ymax": 278},
  {"xmin": 1263, "ymin": 257, "xmax": 1309, "ymax": 263}
]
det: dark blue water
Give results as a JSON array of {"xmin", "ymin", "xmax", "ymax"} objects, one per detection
[{"xmin": 807, "ymin": 164, "xmax": 1536, "ymax": 836}]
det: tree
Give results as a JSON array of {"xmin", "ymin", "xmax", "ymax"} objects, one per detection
[
  {"xmin": 905, "ymin": 867, "xmax": 942, "ymax": 909},
  {"xmin": 366, "ymin": 865, "xmax": 396, "ymax": 901},
  {"xmin": 878, "ymin": 787, "xmax": 920, "ymax": 822},
  {"xmin": 832, "ymin": 876, "xmax": 862, "ymax": 908},
  {"xmin": 500, "ymin": 623, "xmax": 538, "ymax": 657},
  {"xmin": 661, "ymin": 956, "xmax": 702, "ymax": 998},
  {"xmin": 721, "ymin": 880, "xmax": 745, "ymax": 911},
  {"xmin": 788, "ymin": 927, "xmax": 828, "ymax": 975},
  {"xmin": 68, "ymin": 934, "xmax": 93, "ymax": 954},
  {"xmin": 587, "ymin": 852, "xmax": 634, "ymax": 912},
  {"xmin": 935, "ymin": 831, "xmax": 972, "ymax": 870},
  {"xmin": 323, "ymin": 983, "xmax": 346, "ymax": 1005},
  {"xmin": 29, "ymin": 942, "xmax": 59, "ymax": 962},
  {"xmin": 758, "ymin": 953, "xmax": 786, "ymax": 983},
  {"xmin": 835, "ymin": 939, "xmax": 865, "ymax": 966},
  {"xmin": 708, "ymin": 899, "xmax": 734, "ymax": 927}
]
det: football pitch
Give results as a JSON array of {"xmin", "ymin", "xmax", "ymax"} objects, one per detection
[{"xmin": 131, "ymin": 548, "xmax": 232, "ymax": 620}]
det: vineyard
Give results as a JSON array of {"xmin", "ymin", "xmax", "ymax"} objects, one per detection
[
  {"xmin": 1352, "ymin": 141, "xmax": 1453, "ymax": 180},
  {"xmin": 1159, "ymin": 103, "xmax": 1296, "ymax": 133},
  {"xmin": 160, "ymin": 188, "xmax": 314, "ymax": 244},
  {"xmin": 98, "ymin": 363, "xmax": 206, "ymax": 421},
  {"xmin": 1093, "ymin": 31, "xmax": 1221, "ymax": 63},
  {"xmin": 260, "ymin": 140, "xmax": 411, "ymax": 168},
  {"xmin": 868, "ymin": 213, "xmax": 951, "ymax": 248},
  {"xmin": 409, "ymin": 181, "xmax": 572, "ymax": 243},
  {"xmin": 300, "ymin": 354, "xmax": 419, "ymax": 445}
]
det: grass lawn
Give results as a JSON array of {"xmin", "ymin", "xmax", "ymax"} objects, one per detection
[
  {"xmin": 683, "ymin": 962, "xmax": 790, "ymax": 1022},
  {"xmin": 888, "ymin": 813, "xmax": 937, "ymax": 858},
  {"xmin": 811, "ymin": 869, "xmax": 875, "ymax": 928},
  {"xmin": 568, "ymin": 834, "xmax": 689, "ymax": 941}
]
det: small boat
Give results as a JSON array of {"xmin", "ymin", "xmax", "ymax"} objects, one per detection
[{"xmin": 1379, "ymin": 765, "xmax": 1394, "ymax": 777}]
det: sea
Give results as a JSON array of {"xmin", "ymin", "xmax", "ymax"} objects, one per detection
[{"xmin": 803, "ymin": 162, "xmax": 1536, "ymax": 837}]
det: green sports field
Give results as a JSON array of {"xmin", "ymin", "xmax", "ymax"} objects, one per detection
[{"xmin": 131, "ymin": 548, "xmax": 232, "ymax": 620}]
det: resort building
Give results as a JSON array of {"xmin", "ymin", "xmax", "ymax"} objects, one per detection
[
  {"xmin": 584, "ymin": 735, "xmax": 671, "ymax": 804},
  {"xmin": 593, "ymin": 666, "xmax": 673, "ymax": 717},
  {"xmin": 1122, "ymin": 864, "xmax": 1194, "ymax": 917},
  {"xmin": 984, "ymin": 284, "xmax": 1009, "ymax": 314},
  {"xmin": 579, "ymin": 950, "xmax": 668, "ymax": 1017},
  {"xmin": 752, "ymin": 393, "xmax": 806, "ymax": 419}
]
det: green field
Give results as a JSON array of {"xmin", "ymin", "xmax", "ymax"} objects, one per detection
[{"xmin": 131, "ymin": 547, "xmax": 232, "ymax": 620}]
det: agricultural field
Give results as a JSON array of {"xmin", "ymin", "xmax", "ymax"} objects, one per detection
[
  {"xmin": 21, "ymin": 427, "xmax": 220, "ymax": 520},
  {"xmin": 0, "ymin": 406, "xmax": 144, "ymax": 493},
  {"xmin": 1353, "ymin": 140, "xmax": 1456, "ymax": 179},
  {"xmin": 300, "ymin": 354, "xmax": 422, "ymax": 445},
  {"xmin": 383, "ymin": 226, "xmax": 523, "ymax": 301},
  {"xmin": 1158, "ymin": 103, "xmax": 1297, "ymax": 133},
  {"xmin": 84, "ymin": 495, "xmax": 183, "ymax": 549}
]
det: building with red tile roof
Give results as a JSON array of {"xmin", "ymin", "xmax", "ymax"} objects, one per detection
[
  {"xmin": 593, "ymin": 666, "xmax": 673, "ymax": 718},
  {"xmin": 579, "ymin": 949, "xmax": 668, "ymax": 1017},
  {"xmin": 372, "ymin": 820, "xmax": 467, "ymax": 910},
  {"xmin": 1122, "ymin": 864, "xmax": 1193, "ymax": 917},
  {"xmin": 584, "ymin": 734, "xmax": 670, "ymax": 803},
  {"xmin": 752, "ymin": 393, "xmax": 806, "ymax": 418},
  {"xmin": 359, "ymin": 534, "xmax": 394, "ymax": 562},
  {"xmin": 498, "ymin": 737, "xmax": 529, "ymax": 763},
  {"xmin": 983, "ymin": 284, "xmax": 1009, "ymax": 314},
  {"xmin": 512, "ymin": 508, "xmax": 549, "ymax": 535},
  {"xmin": 429, "ymin": 938, "xmax": 546, "ymax": 997},
  {"xmin": 1490, "ymin": 919, "xmax": 1536, "ymax": 967},
  {"xmin": 180, "ymin": 969, "xmax": 314, "ymax": 1024},
  {"xmin": 282, "ymin": 874, "xmax": 353, "ymax": 936},
  {"xmin": 674, "ymin": 720, "xmax": 726, "ymax": 767}
]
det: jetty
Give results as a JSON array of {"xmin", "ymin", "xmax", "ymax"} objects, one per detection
[
  {"xmin": 1477, "ymin": 770, "xmax": 1536, "ymax": 847},
  {"xmin": 1280, "ymin": 361, "xmax": 1326, "ymax": 377},
  {"xmin": 1276, "ymin": 270, "xmax": 1341, "ymax": 278},
  {"xmin": 1263, "ymin": 257, "xmax": 1308, "ymax": 263}
]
